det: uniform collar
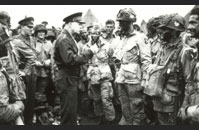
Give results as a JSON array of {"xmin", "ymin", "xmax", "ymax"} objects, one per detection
[
  {"xmin": 63, "ymin": 29, "xmax": 75, "ymax": 41},
  {"xmin": 63, "ymin": 29, "xmax": 74, "ymax": 39},
  {"xmin": 19, "ymin": 33, "xmax": 31, "ymax": 42},
  {"xmin": 63, "ymin": 29, "xmax": 78, "ymax": 48}
]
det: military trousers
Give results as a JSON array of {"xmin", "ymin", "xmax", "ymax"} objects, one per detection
[
  {"xmin": 34, "ymin": 76, "xmax": 51, "ymax": 117},
  {"xmin": 118, "ymin": 83, "xmax": 147, "ymax": 125},
  {"xmin": 77, "ymin": 80, "xmax": 91, "ymax": 117},
  {"xmin": 36, "ymin": 76, "xmax": 50, "ymax": 94},
  {"xmin": 153, "ymin": 93, "xmax": 182, "ymax": 125},
  {"xmin": 23, "ymin": 70, "xmax": 37, "ymax": 125},
  {"xmin": 156, "ymin": 111, "xmax": 177, "ymax": 125},
  {"xmin": 89, "ymin": 81, "xmax": 115, "ymax": 121},
  {"xmin": 55, "ymin": 75, "xmax": 79, "ymax": 125},
  {"xmin": 143, "ymin": 94, "xmax": 158, "ymax": 125}
]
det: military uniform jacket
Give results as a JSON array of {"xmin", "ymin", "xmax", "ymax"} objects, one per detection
[
  {"xmin": 12, "ymin": 34, "xmax": 36, "ymax": 76},
  {"xmin": 86, "ymin": 36, "xmax": 113, "ymax": 84},
  {"xmin": 115, "ymin": 31, "xmax": 151, "ymax": 84},
  {"xmin": 0, "ymin": 63, "xmax": 25, "ymax": 123},
  {"xmin": 54, "ymin": 29, "xmax": 91, "ymax": 78},
  {"xmin": 147, "ymin": 36, "xmax": 162, "ymax": 63},
  {"xmin": 181, "ymin": 34, "xmax": 199, "ymax": 109},
  {"xmin": 0, "ymin": 41, "xmax": 26, "ymax": 102},
  {"xmin": 35, "ymin": 38, "xmax": 53, "ymax": 77},
  {"xmin": 101, "ymin": 34, "xmax": 115, "ymax": 46},
  {"xmin": 153, "ymin": 39, "xmax": 195, "ymax": 113}
]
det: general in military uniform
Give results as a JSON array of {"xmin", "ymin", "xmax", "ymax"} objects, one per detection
[{"xmin": 54, "ymin": 12, "xmax": 93, "ymax": 125}]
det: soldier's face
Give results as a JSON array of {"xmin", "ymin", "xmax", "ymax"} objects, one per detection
[
  {"xmin": 119, "ymin": 21, "xmax": 131, "ymax": 32},
  {"xmin": 159, "ymin": 27, "xmax": 173, "ymax": 43},
  {"xmin": 187, "ymin": 15, "xmax": 199, "ymax": 38},
  {"xmin": 37, "ymin": 31, "xmax": 46, "ymax": 39},
  {"xmin": 22, "ymin": 25, "xmax": 34, "ymax": 36},
  {"xmin": 91, "ymin": 30, "xmax": 100, "ymax": 43},
  {"xmin": 105, "ymin": 23, "xmax": 115, "ymax": 34},
  {"xmin": 71, "ymin": 22, "xmax": 82, "ymax": 34},
  {"xmin": 80, "ymin": 30, "xmax": 89, "ymax": 41},
  {"xmin": 87, "ymin": 27, "xmax": 93, "ymax": 35}
]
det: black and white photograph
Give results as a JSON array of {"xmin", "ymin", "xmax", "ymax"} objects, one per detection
[{"xmin": 0, "ymin": 5, "xmax": 199, "ymax": 125}]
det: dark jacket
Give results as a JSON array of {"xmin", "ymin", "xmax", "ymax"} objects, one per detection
[{"xmin": 54, "ymin": 29, "xmax": 92, "ymax": 77}]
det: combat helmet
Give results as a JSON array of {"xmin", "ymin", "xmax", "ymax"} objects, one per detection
[
  {"xmin": 34, "ymin": 24, "xmax": 47, "ymax": 35},
  {"xmin": 0, "ymin": 11, "xmax": 10, "ymax": 27},
  {"xmin": 157, "ymin": 13, "xmax": 185, "ymax": 32},
  {"xmin": 116, "ymin": 8, "xmax": 136, "ymax": 22}
]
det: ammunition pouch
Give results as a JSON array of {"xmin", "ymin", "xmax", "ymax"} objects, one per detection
[{"xmin": 144, "ymin": 66, "xmax": 166, "ymax": 97}]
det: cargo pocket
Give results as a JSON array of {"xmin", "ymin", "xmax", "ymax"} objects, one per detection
[
  {"xmin": 145, "ymin": 69, "xmax": 165, "ymax": 97},
  {"xmin": 123, "ymin": 70, "xmax": 137, "ymax": 80},
  {"xmin": 165, "ymin": 79, "xmax": 180, "ymax": 96},
  {"xmin": 9, "ymin": 76, "xmax": 26, "ymax": 101},
  {"xmin": 99, "ymin": 65, "xmax": 113, "ymax": 81},
  {"xmin": 87, "ymin": 66, "xmax": 101, "ymax": 84},
  {"xmin": 160, "ymin": 92, "xmax": 175, "ymax": 105},
  {"xmin": 123, "ymin": 45, "xmax": 139, "ymax": 62},
  {"xmin": 130, "ymin": 97, "xmax": 145, "ymax": 119},
  {"xmin": 122, "ymin": 64, "xmax": 141, "ymax": 83}
]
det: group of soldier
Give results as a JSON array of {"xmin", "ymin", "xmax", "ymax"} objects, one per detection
[{"xmin": 1, "ymin": 6, "xmax": 199, "ymax": 125}]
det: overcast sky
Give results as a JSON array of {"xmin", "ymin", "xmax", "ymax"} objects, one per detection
[{"xmin": 0, "ymin": 5, "xmax": 195, "ymax": 29}]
